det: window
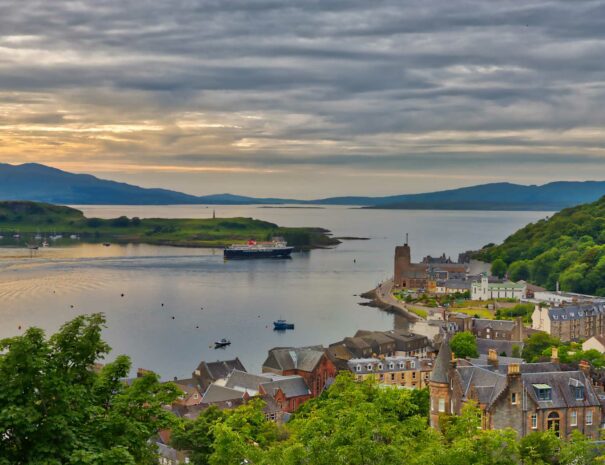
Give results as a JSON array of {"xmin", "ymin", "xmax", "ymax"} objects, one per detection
[
  {"xmin": 367, "ymin": 364, "xmax": 373, "ymax": 371},
  {"xmin": 391, "ymin": 373, "xmax": 395, "ymax": 381},
  {"xmin": 356, "ymin": 365, "xmax": 361, "ymax": 372},
  {"xmin": 534, "ymin": 385, "xmax": 552, "ymax": 401},
  {"xmin": 586, "ymin": 411, "xmax": 593, "ymax": 426},
  {"xmin": 571, "ymin": 410, "xmax": 577, "ymax": 426},
  {"xmin": 531, "ymin": 413, "xmax": 538, "ymax": 429},
  {"xmin": 410, "ymin": 361, "xmax": 415, "ymax": 369},
  {"xmin": 575, "ymin": 387, "xmax": 584, "ymax": 400},
  {"xmin": 438, "ymin": 398, "xmax": 445, "ymax": 413},
  {"xmin": 378, "ymin": 364, "xmax": 383, "ymax": 371},
  {"xmin": 511, "ymin": 392, "xmax": 518, "ymax": 405},
  {"xmin": 389, "ymin": 363, "xmax": 394, "ymax": 370},
  {"xmin": 412, "ymin": 372, "xmax": 416, "ymax": 379},
  {"xmin": 399, "ymin": 363, "xmax": 404, "ymax": 369}
]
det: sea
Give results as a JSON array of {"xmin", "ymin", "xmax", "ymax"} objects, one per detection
[{"xmin": 0, "ymin": 205, "xmax": 550, "ymax": 379}]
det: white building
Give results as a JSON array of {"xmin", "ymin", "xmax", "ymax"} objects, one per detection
[{"xmin": 471, "ymin": 275, "xmax": 526, "ymax": 301}]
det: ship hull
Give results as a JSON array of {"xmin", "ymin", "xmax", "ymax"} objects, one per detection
[{"xmin": 224, "ymin": 247, "xmax": 294, "ymax": 259}]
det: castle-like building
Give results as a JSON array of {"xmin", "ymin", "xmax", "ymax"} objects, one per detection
[
  {"xmin": 394, "ymin": 240, "xmax": 468, "ymax": 289},
  {"xmin": 429, "ymin": 341, "xmax": 603, "ymax": 438}
]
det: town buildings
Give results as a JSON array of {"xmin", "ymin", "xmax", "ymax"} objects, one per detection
[
  {"xmin": 347, "ymin": 356, "xmax": 432, "ymax": 388},
  {"xmin": 192, "ymin": 358, "xmax": 246, "ymax": 392},
  {"xmin": 583, "ymin": 335, "xmax": 605, "ymax": 353},
  {"xmin": 429, "ymin": 342, "xmax": 604, "ymax": 439},
  {"xmin": 394, "ymin": 241, "xmax": 468, "ymax": 289},
  {"xmin": 262, "ymin": 346, "xmax": 337, "ymax": 397},
  {"xmin": 472, "ymin": 317, "xmax": 526, "ymax": 341},
  {"xmin": 532, "ymin": 301, "xmax": 605, "ymax": 342},
  {"xmin": 471, "ymin": 275, "xmax": 526, "ymax": 301}
]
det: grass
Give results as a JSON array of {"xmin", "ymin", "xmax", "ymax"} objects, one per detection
[
  {"xmin": 407, "ymin": 306, "xmax": 429, "ymax": 319},
  {"xmin": 0, "ymin": 201, "xmax": 339, "ymax": 249},
  {"xmin": 453, "ymin": 308, "xmax": 495, "ymax": 319}
]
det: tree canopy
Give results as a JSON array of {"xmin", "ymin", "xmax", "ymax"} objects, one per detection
[
  {"xmin": 0, "ymin": 314, "xmax": 179, "ymax": 465},
  {"xmin": 476, "ymin": 196, "xmax": 605, "ymax": 295},
  {"xmin": 450, "ymin": 331, "xmax": 479, "ymax": 359}
]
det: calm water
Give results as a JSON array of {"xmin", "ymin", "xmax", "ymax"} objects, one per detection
[{"xmin": 0, "ymin": 206, "xmax": 549, "ymax": 379}]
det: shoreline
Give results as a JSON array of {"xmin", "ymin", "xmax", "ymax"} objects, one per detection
[{"xmin": 359, "ymin": 279, "xmax": 421, "ymax": 322}]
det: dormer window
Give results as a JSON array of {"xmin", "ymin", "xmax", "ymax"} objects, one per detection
[
  {"xmin": 575, "ymin": 386, "xmax": 584, "ymax": 400},
  {"xmin": 389, "ymin": 363, "xmax": 394, "ymax": 370},
  {"xmin": 399, "ymin": 363, "xmax": 404, "ymax": 369},
  {"xmin": 410, "ymin": 361, "xmax": 415, "ymax": 369},
  {"xmin": 377, "ymin": 363, "xmax": 383, "ymax": 371},
  {"xmin": 367, "ymin": 364, "xmax": 373, "ymax": 371},
  {"xmin": 533, "ymin": 384, "xmax": 552, "ymax": 401},
  {"xmin": 356, "ymin": 365, "xmax": 361, "ymax": 372}
]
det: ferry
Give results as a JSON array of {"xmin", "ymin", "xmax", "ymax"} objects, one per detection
[{"xmin": 224, "ymin": 238, "xmax": 294, "ymax": 260}]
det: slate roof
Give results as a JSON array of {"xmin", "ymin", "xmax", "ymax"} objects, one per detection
[
  {"xmin": 456, "ymin": 365, "xmax": 508, "ymax": 407},
  {"xmin": 263, "ymin": 346, "xmax": 326, "ymax": 372},
  {"xmin": 430, "ymin": 338, "xmax": 452, "ymax": 384},
  {"xmin": 201, "ymin": 384, "xmax": 245, "ymax": 404},
  {"xmin": 476, "ymin": 338, "xmax": 524, "ymax": 357},
  {"xmin": 548, "ymin": 303, "xmax": 605, "ymax": 321},
  {"xmin": 225, "ymin": 370, "xmax": 272, "ymax": 395},
  {"xmin": 347, "ymin": 356, "xmax": 429, "ymax": 375},
  {"xmin": 522, "ymin": 371, "xmax": 600, "ymax": 409},
  {"xmin": 194, "ymin": 358, "xmax": 246, "ymax": 388},
  {"xmin": 261, "ymin": 376, "xmax": 312, "ymax": 398},
  {"xmin": 473, "ymin": 319, "xmax": 516, "ymax": 331}
]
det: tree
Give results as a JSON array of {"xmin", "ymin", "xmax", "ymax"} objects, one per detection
[
  {"xmin": 507, "ymin": 260, "xmax": 530, "ymax": 281},
  {"xmin": 0, "ymin": 314, "xmax": 179, "ymax": 465},
  {"xmin": 491, "ymin": 258, "xmax": 507, "ymax": 279},
  {"xmin": 450, "ymin": 331, "xmax": 479, "ymax": 359},
  {"xmin": 519, "ymin": 431, "xmax": 560, "ymax": 465},
  {"xmin": 521, "ymin": 332, "xmax": 560, "ymax": 363}
]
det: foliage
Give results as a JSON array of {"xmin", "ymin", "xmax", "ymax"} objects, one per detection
[
  {"xmin": 491, "ymin": 258, "xmax": 508, "ymax": 278},
  {"xmin": 521, "ymin": 332, "xmax": 561, "ymax": 362},
  {"xmin": 450, "ymin": 331, "xmax": 479, "ymax": 359},
  {"xmin": 0, "ymin": 314, "xmax": 179, "ymax": 465},
  {"xmin": 495, "ymin": 303, "xmax": 534, "ymax": 322},
  {"xmin": 475, "ymin": 196, "xmax": 605, "ymax": 295}
]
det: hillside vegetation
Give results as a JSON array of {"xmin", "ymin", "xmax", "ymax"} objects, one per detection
[
  {"xmin": 476, "ymin": 196, "xmax": 605, "ymax": 295},
  {"xmin": 0, "ymin": 201, "xmax": 338, "ymax": 249}
]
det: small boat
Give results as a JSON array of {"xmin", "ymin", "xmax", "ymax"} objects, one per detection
[
  {"xmin": 70, "ymin": 234, "xmax": 79, "ymax": 240},
  {"xmin": 103, "ymin": 242, "xmax": 111, "ymax": 247},
  {"xmin": 214, "ymin": 338, "xmax": 231, "ymax": 348},
  {"xmin": 42, "ymin": 241, "xmax": 49, "ymax": 247},
  {"xmin": 273, "ymin": 319, "xmax": 295, "ymax": 330},
  {"xmin": 13, "ymin": 234, "xmax": 20, "ymax": 239}
]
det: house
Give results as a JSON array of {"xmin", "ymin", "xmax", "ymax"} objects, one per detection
[
  {"xmin": 471, "ymin": 275, "xmax": 526, "ymax": 301},
  {"xmin": 532, "ymin": 302, "xmax": 605, "ymax": 342},
  {"xmin": 472, "ymin": 318, "xmax": 525, "ymax": 341},
  {"xmin": 447, "ymin": 312, "xmax": 473, "ymax": 332},
  {"xmin": 262, "ymin": 346, "xmax": 337, "ymax": 397},
  {"xmin": 354, "ymin": 330, "xmax": 397, "ymax": 355},
  {"xmin": 583, "ymin": 335, "xmax": 605, "ymax": 353},
  {"xmin": 192, "ymin": 358, "xmax": 246, "ymax": 392},
  {"xmin": 434, "ymin": 280, "xmax": 472, "ymax": 295},
  {"xmin": 347, "ymin": 356, "xmax": 432, "ymax": 388},
  {"xmin": 172, "ymin": 378, "xmax": 203, "ymax": 407},
  {"xmin": 429, "ymin": 342, "xmax": 603, "ymax": 439},
  {"xmin": 381, "ymin": 330, "xmax": 433, "ymax": 357}
]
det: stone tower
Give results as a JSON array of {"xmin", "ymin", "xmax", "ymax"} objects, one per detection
[
  {"xmin": 429, "ymin": 336, "xmax": 453, "ymax": 430},
  {"xmin": 394, "ymin": 235, "xmax": 411, "ymax": 287}
]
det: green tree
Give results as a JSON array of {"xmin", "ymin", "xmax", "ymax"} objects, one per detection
[
  {"xmin": 0, "ymin": 314, "xmax": 179, "ymax": 465},
  {"xmin": 507, "ymin": 260, "xmax": 530, "ymax": 281},
  {"xmin": 521, "ymin": 332, "xmax": 560, "ymax": 363},
  {"xmin": 450, "ymin": 331, "xmax": 479, "ymax": 359},
  {"xmin": 491, "ymin": 258, "xmax": 508, "ymax": 278},
  {"xmin": 519, "ymin": 431, "xmax": 560, "ymax": 465}
]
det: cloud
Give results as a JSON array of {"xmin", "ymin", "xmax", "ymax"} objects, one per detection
[{"xmin": 1, "ymin": 0, "xmax": 605, "ymax": 196}]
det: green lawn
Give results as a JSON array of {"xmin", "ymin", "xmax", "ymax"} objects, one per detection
[{"xmin": 452, "ymin": 308, "xmax": 495, "ymax": 319}]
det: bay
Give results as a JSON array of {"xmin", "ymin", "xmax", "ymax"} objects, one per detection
[{"xmin": 0, "ymin": 205, "xmax": 549, "ymax": 379}]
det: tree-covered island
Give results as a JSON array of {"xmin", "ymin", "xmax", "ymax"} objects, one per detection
[{"xmin": 0, "ymin": 201, "xmax": 339, "ymax": 249}]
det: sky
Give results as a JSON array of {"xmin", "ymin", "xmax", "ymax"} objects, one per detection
[{"xmin": 1, "ymin": 0, "xmax": 605, "ymax": 198}]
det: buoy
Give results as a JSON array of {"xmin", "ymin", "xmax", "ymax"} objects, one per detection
[
  {"xmin": 196, "ymin": 325, "xmax": 199, "ymax": 329},
  {"xmin": 161, "ymin": 303, "xmax": 164, "ymax": 307},
  {"xmin": 18, "ymin": 325, "xmax": 21, "ymax": 330},
  {"xmin": 121, "ymin": 293, "xmax": 124, "ymax": 297},
  {"xmin": 171, "ymin": 316, "xmax": 175, "ymax": 320},
  {"xmin": 70, "ymin": 305, "xmax": 74, "ymax": 308}
]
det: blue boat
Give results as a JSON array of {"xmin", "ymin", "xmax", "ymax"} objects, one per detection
[{"xmin": 273, "ymin": 319, "xmax": 295, "ymax": 330}]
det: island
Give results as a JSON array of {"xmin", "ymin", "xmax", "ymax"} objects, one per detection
[{"xmin": 0, "ymin": 201, "xmax": 339, "ymax": 249}]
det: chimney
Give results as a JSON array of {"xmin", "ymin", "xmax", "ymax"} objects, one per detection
[
  {"xmin": 579, "ymin": 360, "xmax": 591, "ymax": 375},
  {"xmin": 551, "ymin": 347, "xmax": 559, "ymax": 364},
  {"xmin": 451, "ymin": 350, "xmax": 457, "ymax": 368},
  {"xmin": 507, "ymin": 363, "xmax": 521, "ymax": 377},
  {"xmin": 488, "ymin": 348, "xmax": 499, "ymax": 367}
]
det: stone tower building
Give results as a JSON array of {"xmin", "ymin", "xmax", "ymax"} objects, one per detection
[{"xmin": 429, "ymin": 337, "xmax": 453, "ymax": 429}]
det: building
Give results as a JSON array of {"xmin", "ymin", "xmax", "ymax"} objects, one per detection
[
  {"xmin": 472, "ymin": 318, "xmax": 525, "ymax": 341},
  {"xmin": 192, "ymin": 358, "xmax": 246, "ymax": 392},
  {"xmin": 476, "ymin": 338, "xmax": 524, "ymax": 358},
  {"xmin": 262, "ymin": 346, "xmax": 337, "ymax": 397},
  {"xmin": 583, "ymin": 335, "xmax": 605, "ymax": 353},
  {"xmin": 532, "ymin": 291, "xmax": 601, "ymax": 306},
  {"xmin": 471, "ymin": 275, "xmax": 526, "ymax": 301},
  {"xmin": 532, "ymin": 302, "xmax": 605, "ymax": 342},
  {"xmin": 347, "ymin": 356, "xmax": 432, "ymax": 388},
  {"xmin": 172, "ymin": 378, "xmax": 203, "ymax": 407},
  {"xmin": 434, "ymin": 279, "xmax": 472, "ymax": 295},
  {"xmin": 429, "ymin": 342, "xmax": 603, "ymax": 438},
  {"xmin": 394, "ymin": 240, "xmax": 468, "ymax": 289}
]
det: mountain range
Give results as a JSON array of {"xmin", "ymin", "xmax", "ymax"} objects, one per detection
[{"xmin": 2, "ymin": 163, "xmax": 605, "ymax": 210}]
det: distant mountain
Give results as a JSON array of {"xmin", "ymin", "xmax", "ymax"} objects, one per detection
[
  {"xmin": 360, "ymin": 182, "xmax": 605, "ymax": 211},
  {"xmin": 2, "ymin": 163, "xmax": 605, "ymax": 210},
  {"xmin": 0, "ymin": 163, "xmax": 292, "ymax": 205}
]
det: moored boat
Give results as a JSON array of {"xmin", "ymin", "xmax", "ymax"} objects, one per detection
[
  {"xmin": 214, "ymin": 338, "xmax": 231, "ymax": 348},
  {"xmin": 273, "ymin": 319, "xmax": 295, "ymax": 330},
  {"xmin": 224, "ymin": 238, "xmax": 293, "ymax": 259}
]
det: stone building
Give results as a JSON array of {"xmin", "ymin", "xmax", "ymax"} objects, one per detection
[
  {"xmin": 347, "ymin": 356, "xmax": 432, "ymax": 388},
  {"xmin": 429, "ymin": 342, "xmax": 603, "ymax": 438},
  {"xmin": 532, "ymin": 302, "xmax": 605, "ymax": 342},
  {"xmin": 394, "ymin": 240, "xmax": 468, "ymax": 289},
  {"xmin": 472, "ymin": 318, "xmax": 525, "ymax": 341}
]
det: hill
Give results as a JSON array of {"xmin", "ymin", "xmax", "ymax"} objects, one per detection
[
  {"xmin": 475, "ymin": 196, "xmax": 605, "ymax": 295},
  {"xmin": 361, "ymin": 181, "xmax": 605, "ymax": 210},
  {"xmin": 3, "ymin": 163, "xmax": 605, "ymax": 210},
  {"xmin": 0, "ymin": 201, "xmax": 338, "ymax": 248}
]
